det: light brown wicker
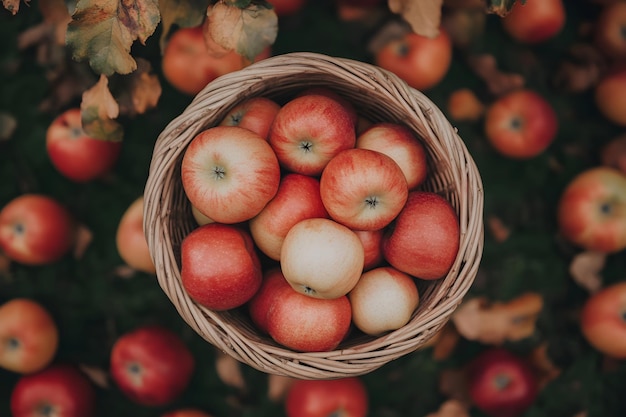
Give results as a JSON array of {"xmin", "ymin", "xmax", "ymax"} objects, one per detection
[{"xmin": 143, "ymin": 51, "xmax": 484, "ymax": 380}]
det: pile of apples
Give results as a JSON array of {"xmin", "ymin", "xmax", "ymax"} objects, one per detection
[{"xmin": 177, "ymin": 87, "xmax": 461, "ymax": 352}]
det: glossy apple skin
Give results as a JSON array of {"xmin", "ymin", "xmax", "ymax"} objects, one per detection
[
  {"xmin": 0, "ymin": 194, "xmax": 75, "ymax": 266},
  {"xmin": 181, "ymin": 223, "xmax": 263, "ymax": 311},
  {"xmin": 0, "ymin": 298, "xmax": 58, "ymax": 374},
  {"xmin": 280, "ymin": 218, "xmax": 365, "ymax": 299},
  {"xmin": 110, "ymin": 325, "xmax": 195, "ymax": 407},
  {"xmin": 348, "ymin": 266, "xmax": 419, "ymax": 336},
  {"xmin": 375, "ymin": 29, "xmax": 452, "ymax": 91},
  {"xmin": 355, "ymin": 122, "xmax": 428, "ymax": 190},
  {"xmin": 382, "ymin": 191, "xmax": 460, "ymax": 280},
  {"xmin": 249, "ymin": 173, "xmax": 329, "ymax": 260},
  {"xmin": 353, "ymin": 228, "xmax": 384, "ymax": 271},
  {"xmin": 46, "ymin": 108, "xmax": 122, "ymax": 183},
  {"xmin": 268, "ymin": 94, "xmax": 357, "ymax": 176},
  {"xmin": 285, "ymin": 377, "xmax": 368, "ymax": 417},
  {"xmin": 466, "ymin": 348, "xmax": 539, "ymax": 417},
  {"xmin": 162, "ymin": 409, "xmax": 213, "ymax": 417},
  {"xmin": 181, "ymin": 126, "xmax": 281, "ymax": 224},
  {"xmin": 248, "ymin": 268, "xmax": 292, "ymax": 334},
  {"xmin": 557, "ymin": 167, "xmax": 626, "ymax": 253},
  {"xmin": 11, "ymin": 363, "xmax": 96, "ymax": 417},
  {"xmin": 266, "ymin": 278, "xmax": 352, "ymax": 352},
  {"xmin": 595, "ymin": 66, "xmax": 626, "ymax": 126},
  {"xmin": 580, "ymin": 281, "xmax": 626, "ymax": 358},
  {"xmin": 501, "ymin": 0, "xmax": 565, "ymax": 44},
  {"xmin": 219, "ymin": 97, "xmax": 281, "ymax": 140},
  {"xmin": 116, "ymin": 196, "xmax": 156, "ymax": 274},
  {"xmin": 320, "ymin": 148, "xmax": 409, "ymax": 231},
  {"xmin": 484, "ymin": 89, "xmax": 558, "ymax": 159}
]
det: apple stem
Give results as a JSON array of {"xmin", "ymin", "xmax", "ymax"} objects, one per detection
[
  {"xmin": 509, "ymin": 116, "xmax": 523, "ymax": 131},
  {"xmin": 327, "ymin": 408, "xmax": 346, "ymax": 417},
  {"xmin": 303, "ymin": 286, "xmax": 316, "ymax": 296},
  {"xmin": 299, "ymin": 141, "xmax": 314, "ymax": 153},
  {"xmin": 365, "ymin": 196, "xmax": 379, "ymax": 208},
  {"xmin": 12, "ymin": 222, "xmax": 25, "ymax": 236},
  {"xmin": 5, "ymin": 337, "xmax": 20, "ymax": 350},
  {"xmin": 600, "ymin": 202, "xmax": 613, "ymax": 215},
  {"xmin": 494, "ymin": 373, "xmax": 511, "ymax": 390},
  {"xmin": 211, "ymin": 166, "xmax": 226, "ymax": 180},
  {"xmin": 37, "ymin": 403, "xmax": 55, "ymax": 417}
]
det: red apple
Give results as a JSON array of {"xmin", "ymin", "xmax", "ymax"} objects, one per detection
[
  {"xmin": 319, "ymin": 148, "xmax": 409, "ymax": 231},
  {"xmin": 249, "ymin": 173, "xmax": 329, "ymax": 261},
  {"xmin": 295, "ymin": 87, "xmax": 358, "ymax": 127},
  {"xmin": 501, "ymin": 0, "xmax": 565, "ymax": 44},
  {"xmin": 181, "ymin": 223, "xmax": 263, "ymax": 311},
  {"xmin": 556, "ymin": 166, "xmax": 626, "ymax": 253},
  {"xmin": 355, "ymin": 122, "xmax": 428, "ymax": 190},
  {"xmin": 466, "ymin": 348, "xmax": 539, "ymax": 417},
  {"xmin": 353, "ymin": 228, "xmax": 384, "ymax": 271},
  {"xmin": 382, "ymin": 191, "xmax": 460, "ymax": 280},
  {"xmin": 268, "ymin": 93, "xmax": 357, "ymax": 176},
  {"xmin": 595, "ymin": 65, "xmax": 626, "ymax": 126},
  {"xmin": 580, "ymin": 281, "xmax": 626, "ymax": 358},
  {"xmin": 280, "ymin": 218, "xmax": 364, "ymax": 299},
  {"xmin": 594, "ymin": 1, "xmax": 626, "ymax": 60},
  {"xmin": 162, "ymin": 409, "xmax": 213, "ymax": 417},
  {"xmin": 285, "ymin": 377, "xmax": 369, "ymax": 417},
  {"xmin": 110, "ymin": 325, "xmax": 195, "ymax": 407},
  {"xmin": 0, "ymin": 298, "xmax": 58, "ymax": 374},
  {"xmin": 266, "ymin": 279, "xmax": 352, "ymax": 352},
  {"xmin": 374, "ymin": 29, "xmax": 452, "ymax": 91},
  {"xmin": 11, "ymin": 363, "xmax": 96, "ymax": 417},
  {"xmin": 219, "ymin": 96, "xmax": 281, "ymax": 140},
  {"xmin": 46, "ymin": 108, "xmax": 122, "ymax": 183},
  {"xmin": 116, "ymin": 196, "xmax": 156, "ymax": 274},
  {"xmin": 267, "ymin": 0, "xmax": 308, "ymax": 17},
  {"xmin": 0, "ymin": 194, "xmax": 75, "ymax": 266},
  {"xmin": 181, "ymin": 126, "xmax": 281, "ymax": 224},
  {"xmin": 600, "ymin": 134, "xmax": 626, "ymax": 175},
  {"xmin": 484, "ymin": 89, "xmax": 558, "ymax": 159},
  {"xmin": 248, "ymin": 268, "xmax": 292, "ymax": 334}
]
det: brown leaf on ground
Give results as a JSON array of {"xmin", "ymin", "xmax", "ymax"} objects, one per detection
[
  {"xmin": 527, "ymin": 343, "xmax": 561, "ymax": 389},
  {"xmin": 79, "ymin": 364, "xmax": 110, "ymax": 389},
  {"xmin": 73, "ymin": 223, "xmax": 93, "ymax": 260},
  {"xmin": 452, "ymin": 293, "xmax": 543, "ymax": 345},
  {"xmin": 432, "ymin": 324, "xmax": 461, "ymax": 361},
  {"xmin": 467, "ymin": 54, "xmax": 524, "ymax": 96},
  {"xmin": 388, "ymin": 0, "xmax": 443, "ymax": 38},
  {"xmin": 439, "ymin": 368, "xmax": 472, "ymax": 406},
  {"xmin": 552, "ymin": 43, "xmax": 608, "ymax": 93},
  {"xmin": 487, "ymin": 216, "xmax": 511, "ymax": 242},
  {"xmin": 267, "ymin": 374, "xmax": 295, "ymax": 402},
  {"xmin": 216, "ymin": 351, "xmax": 247, "ymax": 392},
  {"xmin": 425, "ymin": 399, "xmax": 471, "ymax": 417},
  {"xmin": 569, "ymin": 251, "xmax": 606, "ymax": 294},
  {"xmin": 0, "ymin": 112, "xmax": 17, "ymax": 142},
  {"xmin": 441, "ymin": 7, "xmax": 486, "ymax": 48}
]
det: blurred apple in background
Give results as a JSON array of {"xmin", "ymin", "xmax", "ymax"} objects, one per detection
[
  {"xmin": 162, "ymin": 409, "xmax": 213, "ymax": 417},
  {"xmin": 348, "ymin": 266, "xmax": 419, "ymax": 336},
  {"xmin": 280, "ymin": 218, "xmax": 364, "ymax": 299},
  {"xmin": 557, "ymin": 166, "xmax": 626, "ymax": 253},
  {"xmin": 382, "ymin": 191, "xmax": 460, "ymax": 280},
  {"xmin": 110, "ymin": 325, "xmax": 195, "ymax": 407},
  {"xmin": 600, "ymin": 134, "xmax": 626, "ymax": 175},
  {"xmin": 0, "ymin": 194, "xmax": 76, "ymax": 266},
  {"xmin": 0, "ymin": 298, "xmax": 58, "ymax": 374},
  {"xmin": 267, "ymin": 0, "xmax": 308, "ymax": 17},
  {"xmin": 181, "ymin": 223, "xmax": 262, "ymax": 311},
  {"xmin": 501, "ymin": 0, "xmax": 565, "ymax": 44},
  {"xmin": 594, "ymin": 1, "xmax": 626, "ymax": 61},
  {"xmin": 484, "ymin": 89, "xmax": 558, "ymax": 159},
  {"xmin": 249, "ymin": 173, "xmax": 329, "ymax": 261},
  {"xmin": 595, "ymin": 65, "xmax": 626, "ymax": 126},
  {"xmin": 181, "ymin": 126, "xmax": 281, "ymax": 224},
  {"xmin": 218, "ymin": 96, "xmax": 281, "ymax": 140},
  {"xmin": 319, "ymin": 148, "xmax": 409, "ymax": 231},
  {"xmin": 11, "ymin": 363, "xmax": 96, "ymax": 417},
  {"xmin": 285, "ymin": 377, "xmax": 368, "ymax": 417},
  {"xmin": 116, "ymin": 196, "xmax": 156, "ymax": 274},
  {"xmin": 46, "ymin": 108, "xmax": 122, "ymax": 183},
  {"xmin": 580, "ymin": 281, "xmax": 626, "ymax": 358}
]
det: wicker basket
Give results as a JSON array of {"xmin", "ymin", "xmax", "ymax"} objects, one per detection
[{"xmin": 143, "ymin": 52, "xmax": 484, "ymax": 380}]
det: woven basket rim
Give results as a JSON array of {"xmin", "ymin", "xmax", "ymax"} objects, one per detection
[{"xmin": 143, "ymin": 51, "xmax": 485, "ymax": 379}]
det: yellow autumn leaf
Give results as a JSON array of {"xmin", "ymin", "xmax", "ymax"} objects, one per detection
[
  {"xmin": 388, "ymin": 0, "xmax": 443, "ymax": 38},
  {"xmin": 80, "ymin": 75, "xmax": 124, "ymax": 142}
]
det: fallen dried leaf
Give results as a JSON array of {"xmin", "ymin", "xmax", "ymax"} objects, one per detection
[
  {"xmin": 267, "ymin": 374, "xmax": 295, "ymax": 402},
  {"xmin": 0, "ymin": 112, "xmax": 17, "ymax": 142},
  {"xmin": 527, "ymin": 343, "xmax": 561, "ymax": 389},
  {"xmin": 441, "ymin": 7, "xmax": 486, "ymax": 48},
  {"xmin": 388, "ymin": 0, "xmax": 443, "ymax": 38},
  {"xmin": 79, "ymin": 364, "xmax": 110, "ymax": 389},
  {"xmin": 439, "ymin": 368, "xmax": 472, "ymax": 406},
  {"xmin": 467, "ymin": 54, "xmax": 524, "ymax": 96},
  {"xmin": 569, "ymin": 251, "xmax": 606, "ymax": 294},
  {"xmin": 552, "ymin": 43, "xmax": 608, "ymax": 93},
  {"xmin": 73, "ymin": 223, "xmax": 93, "ymax": 260},
  {"xmin": 215, "ymin": 350, "xmax": 247, "ymax": 392},
  {"xmin": 487, "ymin": 216, "xmax": 510, "ymax": 242},
  {"xmin": 425, "ymin": 399, "xmax": 471, "ymax": 417}
]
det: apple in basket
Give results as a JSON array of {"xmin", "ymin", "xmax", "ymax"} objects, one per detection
[
  {"xmin": 353, "ymin": 228, "xmax": 384, "ymax": 271},
  {"xmin": 218, "ymin": 96, "xmax": 281, "ymax": 140},
  {"xmin": 181, "ymin": 126, "xmax": 281, "ymax": 224}
]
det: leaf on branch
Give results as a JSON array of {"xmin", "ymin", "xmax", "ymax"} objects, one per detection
[
  {"xmin": 158, "ymin": 0, "xmax": 208, "ymax": 53},
  {"xmin": 0, "ymin": 112, "xmax": 17, "ymax": 142},
  {"xmin": 486, "ymin": 0, "xmax": 522, "ymax": 17},
  {"xmin": 80, "ymin": 75, "xmax": 124, "ymax": 142},
  {"xmin": 205, "ymin": 0, "xmax": 278, "ymax": 62},
  {"xmin": 2, "ymin": 0, "xmax": 28, "ymax": 15},
  {"xmin": 425, "ymin": 399, "xmax": 471, "ymax": 417},
  {"xmin": 569, "ymin": 251, "xmax": 606, "ymax": 294},
  {"xmin": 113, "ymin": 58, "xmax": 162, "ymax": 117},
  {"xmin": 388, "ymin": 0, "xmax": 443, "ymax": 38},
  {"xmin": 66, "ymin": 0, "xmax": 161, "ymax": 76}
]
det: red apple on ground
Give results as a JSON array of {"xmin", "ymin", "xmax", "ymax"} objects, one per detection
[
  {"xmin": 116, "ymin": 196, "xmax": 156, "ymax": 274},
  {"xmin": 382, "ymin": 191, "xmax": 460, "ymax": 280},
  {"xmin": 162, "ymin": 409, "xmax": 213, "ymax": 417},
  {"xmin": 268, "ymin": 93, "xmax": 357, "ymax": 176},
  {"xmin": 320, "ymin": 148, "xmax": 409, "ymax": 231},
  {"xmin": 556, "ymin": 166, "xmax": 626, "ymax": 253},
  {"xmin": 484, "ymin": 89, "xmax": 559, "ymax": 159},
  {"xmin": 266, "ymin": 279, "xmax": 352, "ymax": 352},
  {"xmin": 580, "ymin": 281, "xmax": 626, "ymax": 358},
  {"xmin": 353, "ymin": 228, "xmax": 384, "ymax": 271},
  {"xmin": 594, "ymin": 1, "xmax": 626, "ymax": 61},
  {"xmin": 248, "ymin": 268, "xmax": 293, "ymax": 334},
  {"xmin": 280, "ymin": 218, "xmax": 364, "ymax": 299},
  {"xmin": 219, "ymin": 96, "xmax": 281, "ymax": 140},
  {"xmin": 267, "ymin": 0, "xmax": 308, "ymax": 17},
  {"xmin": 374, "ymin": 28, "xmax": 452, "ymax": 91},
  {"xmin": 181, "ymin": 126, "xmax": 281, "ymax": 224},
  {"xmin": 348, "ymin": 266, "xmax": 419, "ymax": 336},
  {"xmin": 355, "ymin": 122, "xmax": 428, "ymax": 190},
  {"xmin": 46, "ymin": 108, "xmax": 122, "ymax": 183},
  {"xmin": 0, "ymin": 194, "xmax": 75, "ymax": 266},
  {"xmin": 466, "ymin": 348, "xmax": 539, "ymax": 417},
  {"xmin": 285, "ymin": 377, "xmax": 369, "ymax": 417},
  {"xmin": 181, "ymin": 223, "xmax": 263, "ymax": 311},
  {"xmin": 501, "ymin": 0, "xmax": 565, "ymax": 44},
  {"xmin": 249, "ymin": 173, "xmax": 329, "ymax": 260},
  {"xmin": 0, "ymin": 298, "xmax": 59, "ymax": 374},
  {"xmin": 600, "ymin": 134, "xmax": 626, "ymax": 175},
  {"xmin": 11, "ymin": 363, "xmax": 96, "ymax": 417},
  {"xmin": 110, "ymin": 325, "xmax": 195, "ymax": 407},
  {"xmin": 595, "ymin": 65, "xmax": 626, "ymax": 126}
]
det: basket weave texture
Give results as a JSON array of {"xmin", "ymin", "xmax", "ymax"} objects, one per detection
[{"xmin": 143, "ymin": 52, "xmax": 484, "ymax": 380}]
